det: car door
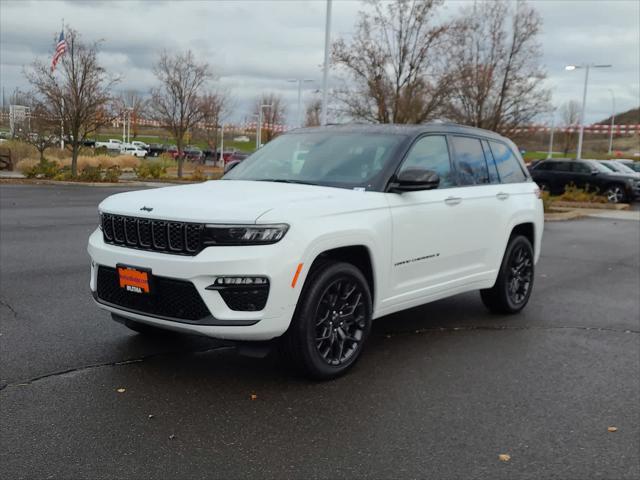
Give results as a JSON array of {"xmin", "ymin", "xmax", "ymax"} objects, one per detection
[
  {"xmin": 570, "ymin": 161, "xmax": 599, "ymax": 192},
  {"xmin": 448, "ymin": 135, "xmax": 511, "ymax": 274},
  {"xmin": 385, "ymin": 134, "xmax": 485, "ymax": 306}
]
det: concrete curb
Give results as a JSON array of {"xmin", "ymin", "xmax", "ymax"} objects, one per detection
[
  {"xmin": 544, "ymin": 210, "xmax": 587, "ymax": 222},
  {"xmin": 551, "ymin": 201, "xmax": 630, "ymax": 210}
]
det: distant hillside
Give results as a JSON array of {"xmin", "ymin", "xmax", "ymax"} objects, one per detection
[{"xmin": 597, "ymin": 107, "xmax": 639, "ymax": 125}]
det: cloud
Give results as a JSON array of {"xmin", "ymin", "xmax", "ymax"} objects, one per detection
[{"xmin": 1, "ymin": 0, "xmax": 638, "ymax": 124}]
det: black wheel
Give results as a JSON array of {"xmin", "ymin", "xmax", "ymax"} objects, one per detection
[
  {"xmin": 111, "ymin": 313, "xmax": 174, "ymax": 336},
  {"xmin": 281, "ymin": 261, "xmax": 372, "ymax": 380},
  {"xmin": 604, "ymin": 184, "xmax": 627, "ymax": 204},
  {"xmin": 481, "ymin": 235, "xmax": 534, "ymax": 314}
]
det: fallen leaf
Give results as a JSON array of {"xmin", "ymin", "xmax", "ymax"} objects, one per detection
[
  {"xmin": 608, "ymin": 426, "xmax": 618, "ymax": 432},
  {"xmin": 116, "ymin": 388, "xmax": 126, "ymax": 393},
  {"xmin": 498, "ymin": 454, "xmax": 511, "ymax": 462},
  {"xmin": 250, "ymin": 394, "xmax": 257, "ymax": 401}
]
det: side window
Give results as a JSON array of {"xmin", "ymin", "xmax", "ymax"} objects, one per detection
[
  {"xmin": 555, "ymin": 162, "xmax": 572, "ymax": 172},
  {"xmin": 572, "ymin": 162, "xmax": 591, "ymax": 174},
  {"xmin": 482, "ymin": 140, "xmax": 500, "ymax": 184},
  {"xmin": 451, "ymin": 136, "xmax": 489, "ymax": 185},
  {"xmin": 488, "ymin": 141, "xmax": 527, "ymax": 183},
  {"xmin": 399, "ymin": 135, "xmax": 454, "ymax": 188}
]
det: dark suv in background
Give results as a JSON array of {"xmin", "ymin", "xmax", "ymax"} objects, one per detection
[{"xmin": 530, "ymin": 159, "xmax": 640, "ymax": 203}]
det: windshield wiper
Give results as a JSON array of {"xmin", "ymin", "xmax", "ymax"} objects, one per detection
[{"xmin": 256, "ymin": 179, "xmax": 320, "ymax": 186}]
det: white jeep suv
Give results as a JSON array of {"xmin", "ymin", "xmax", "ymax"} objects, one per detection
[{"xmin": 88, "ymin": 124, "xmax": 543, "ymax": 379}]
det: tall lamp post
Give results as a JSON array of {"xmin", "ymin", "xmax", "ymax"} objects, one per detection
[
  {"xmin": 547, "ymin": 109, "xmax": 556, "ymax": 160},
  {"xmin": 321, "ymin": 0, "xmax": 332, "ymax": 125},
  {"xmin": 607, "ymin": 88, "xmax": 615, "ymax": 155},
  {"xmin": 256, "ymin": 104, "xmax": 272, "ymax": 149},
  {"xmin": 288, "ymin": 79, "xmax": 314, "ymax": 128},
  {"xmin": 565, "ymin": 63, "xmax": 612, "ymax": 159}
]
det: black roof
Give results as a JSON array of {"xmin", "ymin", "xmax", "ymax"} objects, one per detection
[{"xmin": 287, "ymin": 122, "xmax": 509, "ymax": 142}]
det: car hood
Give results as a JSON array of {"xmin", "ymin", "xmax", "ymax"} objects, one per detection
[{"xmin": 98, "ymin": 180, "xmax": 365, "ymax": 224}]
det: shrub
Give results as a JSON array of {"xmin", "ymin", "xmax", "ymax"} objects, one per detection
[
  {"xmin": 135, "ymin": 160, "xmax": 166, "ymax": 179},
  {"xmin": 78, "ymin": 165, "xmax": 102, "ymax": 182},
  {"xmin": 559, "ymin": 183, "xmax": 607, "ymax": 203},
  {"xmin": 17, "ymin": 158, "xmax": 60, "ymax": 179},
  {"xmin": 103, "ymin": 165, "xmax": 122, "ymax": 183},
  {"xmin": 4, "ymin": 140, "xmax": 37, "ymax": 163},
  {"xmin": 540, "ymin": 191, "xmax": 553, "ymax": 212},
  {"xmin": 189, "ymin": 167, "xmax": 207, "ymax": 182},
  {"xmin": 16, "ymin": 158, "xmax": 39, "ymax": 177}
]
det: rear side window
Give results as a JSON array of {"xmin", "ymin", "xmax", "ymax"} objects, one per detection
[
  {"xmin": 488, "ymin": 141, "xmax": 527, "ymax": 183},
  {"xmin": 451, "ymin": 136, "xmax": 489, "ymax": 185},
  {"xmin": 572, "ymin": 162, "xmax": 592, "ymax": 174},
  {"xmin": 400, "ymin": 135, "xmax": 454, "ymax": 188}
]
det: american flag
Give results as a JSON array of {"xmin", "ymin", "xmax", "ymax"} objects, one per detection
[{"xmin": 51, "ymin": 30, "xmax": 66, "ymax": 72}]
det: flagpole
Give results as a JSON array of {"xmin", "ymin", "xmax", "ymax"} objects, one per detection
[{"xmin": 60, "ymin": 19, "xmax": 65, "ymax": 150}]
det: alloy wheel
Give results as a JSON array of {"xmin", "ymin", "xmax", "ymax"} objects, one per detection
[
  {"xmin": 314, "ymin": 277, "xmax": 367, "ymax": 366},
  {"xmin": 507, "ymin": 245, "xmax": 533, "ymax": 305},
  {"xmin": 605, "ymin": 186, "xmax": 624, "ymax": 203}
]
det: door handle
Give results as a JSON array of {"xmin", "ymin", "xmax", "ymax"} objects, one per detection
[
  {"xmin": 444, "ymin": 196, "xmax": 462, "ymax": 206},
  {"xmin": 496, "ymin": 192, "xmax": 509, "ymax": 200}
]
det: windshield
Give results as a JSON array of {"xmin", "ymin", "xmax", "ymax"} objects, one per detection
[
  {"xmin": 223, "ymin": 132, "xmax": 406, "ymax": 189},
  {"xmin": 612, "ymin": 161, "xmax": 637, "ymax": 174},
  {"xmin": 587, "ymin": 160, "xmax": 614, "ymax": 173}
]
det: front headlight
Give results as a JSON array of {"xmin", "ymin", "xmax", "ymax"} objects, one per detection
[{"xmin": 202, "ymin": 224, "xmax": 289, "ymax": 246}]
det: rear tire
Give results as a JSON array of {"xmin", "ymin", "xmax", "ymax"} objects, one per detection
[
  {"xmin": 481, "ymin": 235, "xmax": 535, "ymax": 314},
  {"xmin": 280, "ymin": 261, "xmax": 372, "ymax": 380}
]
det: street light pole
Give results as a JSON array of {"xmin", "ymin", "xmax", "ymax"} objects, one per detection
[
  {"xmin": 608, "ymin": 89, "xmax": 615, "ymax": 155},
  {"xmin": 321, "ymin": 0, "xmax": 332, "ymax": 125},
  {"xmin": 257, "ymin": 104, "xmax": 272, "ymax": 148},
  {"xmin": 565, "ymin": 63, "xmax": 612, "ymax": 160},
  {"xmin": 288, "ymin": 79, "xmax": 314, "ymax": 128},
  {"xmin": 547, "ymin": 112, "xmax": 555, "ymax": 160}
]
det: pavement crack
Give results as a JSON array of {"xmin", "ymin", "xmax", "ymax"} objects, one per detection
[
  {"xmin": 377, "ymin": 324, "xmax": 640, "ymax": 338},
  {"xmin": 0, "ymin": 298, "xmax": 18, "ymax": 318},
  {"xmin": 0, "ymin": 345, "xmax": 231, "ymax": 392}
]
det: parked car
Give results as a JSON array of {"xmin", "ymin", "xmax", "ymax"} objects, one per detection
[
  {"xmin": 120, "ymin": 145, "xmax": 147, "ymax": 158},
  {"xmin": 89, "ymin": 123, "xmax": 543, "ymax": 379},
  {"xmin": 183, "ymin": 145, "xmax": 204, "ymax": 161},
  {"xmin": 95, "ymin": 139, "xmax": 123, "ymax": 150},
  {"xmin": 617, "ymin": 159, "xmax": 640, "ymax": 173},
  {"xmin": 529, "ymin": 159, "xmax": 640, "ymax": 203},
  {"xmin": 131, "ymin": 141, "xmax": 150, "ymax": 151},
  {"xmin": 597, "ymin": 159, "xmax": 640, "ymax": 178},
  {"xmin": 147, "ymin": 143, "xmax": 168, "ymax": 157},
  {"xmin": 166, "ymin": 145, "xmax": 182, "ymax": 159}
]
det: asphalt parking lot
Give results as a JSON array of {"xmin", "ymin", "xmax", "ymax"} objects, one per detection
[{"xmin": 1, "ymin": 184, "xmax": 638, "ymax": 480}]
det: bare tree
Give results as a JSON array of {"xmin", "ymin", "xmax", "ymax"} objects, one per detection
[
  {"xmin": 445, "ymin": 0, "xmax": 550, "ymax": 133},
  {"xmin": 560, "ymin": 100, "xmax": 581, "ymax": 155},
  {"xmin": 15, "ymin": 97, "xmax": 60, "ymax": 161},
  {"xmin": 305, "ymin": 98, "xmax": 322, "ymax": 127},
  {"xmin": 332, "ymin": 0, "xmax": 451, "ymax": 123},
  {"xmin": 148, "ymin": 50, "xmax": 212, "ymax": 177},
  {"xmin": 25, "ymin": 28, "xmax": 117, "ymax": 176},
  {"xmin": 198, "ymin": 89, "xmax": 232, "ymax": 156},
  {"xmin": 114, "ymin": 90, "xmax": 147, "ymax": 140},
  {"xmin": 254, "ymin": 93, "xmax": 287, "ymax": 142}
]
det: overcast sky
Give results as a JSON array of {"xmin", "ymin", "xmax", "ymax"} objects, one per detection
[{"xmin": 1, "ymin": 0, "xmax": 638, "ymax": 125}]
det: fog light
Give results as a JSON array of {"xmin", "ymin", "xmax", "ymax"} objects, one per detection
[
  {"xmin": 206, "ymin": 276, "xmax": 270, "ymax": 311},
  {"xmin": 207, "ymin": 276, "xmax": 269, "ymax": 288}
]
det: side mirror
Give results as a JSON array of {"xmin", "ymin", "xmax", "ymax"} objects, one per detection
[
  {"xmin": 389, "ymin": 168, "xmax": 440, "ymax": 193},
  {"xmin": 224, "ymin": 160, "xmax": 241, "ymax": 174}
]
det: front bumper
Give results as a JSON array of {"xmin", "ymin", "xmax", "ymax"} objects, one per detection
[{"xmin": 87, "ymin": 229, "xmax": 302, "ymax": 341}]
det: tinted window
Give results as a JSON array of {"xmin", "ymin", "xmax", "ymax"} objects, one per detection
[
  {"xmin": 488, "ymin": 141, "xmax": 527, "ymax": 183},
  {"xmin": 451, "ymin": 136, "xmax": 489, "ymax": 185},
  {"xmin": 482, "ymin": 140, "xmax": 500, "ymax": 184},
  {"xmin": 399, "ymin": 135, "xmax": 453, "ymax": 188},
  {"xmin": 572, "ymin": 162, "xmax": 592, "ymax": 174}
]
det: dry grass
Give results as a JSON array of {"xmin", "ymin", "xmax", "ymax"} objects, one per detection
[{"xmin": 16, "ymin": 155, "xmax": 140, "ymax": 173}]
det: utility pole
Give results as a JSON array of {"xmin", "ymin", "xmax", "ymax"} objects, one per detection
[
  {"xmin": 288, "ymin": 79, "xmax": 314, "ymax": 128},
  {"xmin": 607, "ymin": 89, "xmax": 615, "ymax": 155},
  {"xmin": 321, "ymin": 0, "xmax": 332, "ymax": 125},
  {"xmin": 547, "ymin": 113, "xmax": 555, "ymax": 159},
  {"xmin": 565, "ymin": 63, "xmax": 612, "ymax": 160}
]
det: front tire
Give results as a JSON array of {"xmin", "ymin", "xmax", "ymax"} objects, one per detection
[
  {"xmin": 281, "ymin": 261, "xmax": 372, "ymax": 380},
  {"xmin": 604, "ymin": 184, "xmax": 627, "ymax": 204},
  {"xmin": 481, "ymin": 235, "xmax": 535, "ymax": 314}
]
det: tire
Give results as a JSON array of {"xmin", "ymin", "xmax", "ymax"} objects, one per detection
[
  {"xmin": 111, "ymin": 313, "xmax": 174, "ymax": 336},
  {"xmin": 604, "ymin": 184, "xmax": 627, "ymax": 204},
  {"xmin": 481, "ymin": 235, "xmax": 535, "ymax": 314},
  {"xmin": 280, "ymin": 261, "xmax": 373, "ymax": 380}
]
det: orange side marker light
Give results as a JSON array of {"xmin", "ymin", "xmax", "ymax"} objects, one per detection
[{"xmin": 291, "ymin": 263, "xmax": 303, "ymax": 288}]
